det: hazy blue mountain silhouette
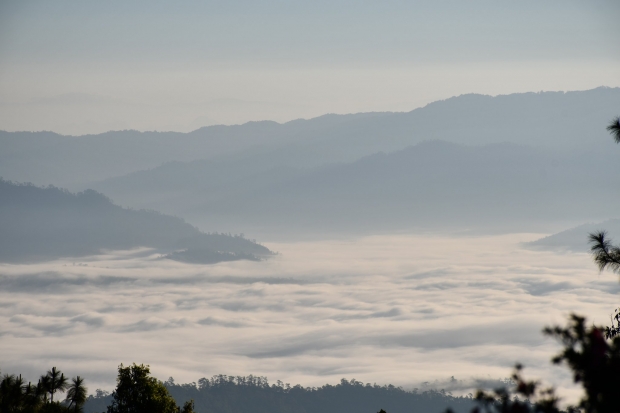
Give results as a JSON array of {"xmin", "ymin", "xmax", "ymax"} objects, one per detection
[
  {"xmin": 0, "ymin": 179, "xmax": 272, "ymax": 262},
  {"xmin": 1, "ymin": 87, "xmax": 618, "ymax": 188},
  {"xmin": 526, "ymin": 219, "xmax": 620, "ymax": 252},
  {"xmin": 91, "ymin": 140, "xmax": 620, "ymax": 236},
  {"xmin": 92, "ymin": 156, "xmax": 307, "ymax": 216}
]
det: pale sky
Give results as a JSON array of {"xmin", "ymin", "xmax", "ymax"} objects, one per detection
[{"xmin": 1, "ymin": 0, "xmax": 619, "ymax": 134}]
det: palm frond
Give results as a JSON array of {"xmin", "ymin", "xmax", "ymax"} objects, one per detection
[{"xmin": 66, "ymin": 375, "xmax": 88, "ymax": 410}]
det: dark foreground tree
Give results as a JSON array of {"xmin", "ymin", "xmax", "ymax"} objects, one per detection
[
  {"xmin": 544, "ymin": 315, "xmax": 620, "ymax": 412},
  {"xmin": 46, "ymin": 367, "xmax": 69, "ymax": 404},
  {"xmin": 588, "ymin": 231, "xmax": 620, "ymax": 275},
  {"xmin": 458, "ymin": 117, "xmax": 620, "ymax": 413},
  {"xmin": 39, "ymin": 374, "xmax": 51, "ymax": 403},
  {"xmin": 587, "ymin": 117, "xmax": 620, "ymax": 341},
  {"xmin": 0, "ymin": 367, "xmax": 85, "ymax": 412},
  {"xmin": 65, "ymin": 376, "xmax": 88, "ymax": 412},
  {"xmin": 106, "ymin": 363, "xmax": 194, "ymax": 413},
  {"xmin": 460, "ymin": 365, "xmax": 561, "ymax": 413},
  {"xmin": 1, "ymin": 373, "xmax": 26, "ymax": 412},
  {"xmin": 606, "ymin": 116, "xmax": 620, "ymax": 143},
  {"xmin": 465, "ymin": 315, "xmax": 620, "ymax": 413},
  {"xmin": 587, "ymin": 232, "xmax": 620, "ymax": 339}
]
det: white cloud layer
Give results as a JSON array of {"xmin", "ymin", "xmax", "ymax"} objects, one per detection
[{"xmin": 0, "ymin": 233, "xmax": 617, "ymax": 405}]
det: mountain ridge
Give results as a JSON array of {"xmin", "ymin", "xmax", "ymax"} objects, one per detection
[
  {"xmin": 2, "ymin": 87, "xmax": 618, "ymax": 188},
  {"xmin": 0, "ymin": 179, "xmax": 272, "ymax": 263},
  {"xmin": 90, "ymin": 139, "xmax": 620, "ymax": 237}
]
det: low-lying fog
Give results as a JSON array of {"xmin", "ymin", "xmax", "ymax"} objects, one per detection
[{"xmin": 1, "ymin": 233, "xmax": 616, "ymax": 403}]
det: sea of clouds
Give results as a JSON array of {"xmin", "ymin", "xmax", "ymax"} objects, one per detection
[{"xmin": 1, "ymin": 233, "xmax": 618, "ymax": 403}]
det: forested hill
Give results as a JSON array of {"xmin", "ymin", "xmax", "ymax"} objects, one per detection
[
  {"xmin": 0, "ymin": 179, "xmax": 272, "ymax": 263},
  {"xmin": 84, "ymin": 376, "xmax": 475, "ymax": 413}
]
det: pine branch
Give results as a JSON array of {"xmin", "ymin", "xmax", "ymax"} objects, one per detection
[
  {"xmin": 588, "ymin": 231, "xmax": 620, "ymax": 273},
  {"xmin": 608, "ymin": 116, "xmax": 620, "ymax": 144}
]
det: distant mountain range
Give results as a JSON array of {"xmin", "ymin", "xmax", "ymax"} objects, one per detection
[
  {"xmin": 91, "ymin": 139, "xmax": 620, "ymax": 236},
  {"xmin": 526, "ymin": 219, "xmax": 620, "ymax": 253},
  {"xmin": 2, "ymin": 87, "xmax": 618, "ymax": 188},
  {"xmin": 3, "ymin": 87, "xmax": 620, "ymax": 237},
  {"xmin": 0, "ymin": 179, "xmax": 272, "ymax": 263}
]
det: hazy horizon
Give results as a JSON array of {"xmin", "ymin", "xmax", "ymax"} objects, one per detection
[
  {"xmin": 2, "ymin": 86, "xmax": 619, "ymax": 136},
  {"xmin": 1, "ymin": 0, "xmax": 619, "ymax": 135}
]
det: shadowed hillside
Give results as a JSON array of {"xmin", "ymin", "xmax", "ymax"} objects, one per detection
[
  {"xmin": 92, "ymin": 140, "xmax": 620, "ymax": 237},
  {"xmin": 0, "ymin": 179, "xmax": 272, "ymax": 263}
]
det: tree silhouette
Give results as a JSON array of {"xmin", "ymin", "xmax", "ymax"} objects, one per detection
[
  {"xmin": 23, "ymin": 380, "xmax": 45, "ymax": 411},
  {"xmin": 606, "ymin": 116, "xmax": 620, "ymax": 143},
  {"xmin": 46, "ymin": 367, "xmax": 69, "ymax": 403},
  {"xmin": 39, "ymin": 374, "xmax": 51, "ymax": 403},
  {"xmin": 585, "ymin": 117, "xmax": 620, "ymax": 340},
  {"xmin": 588, "ymin": 231, "xmax": 620, "ymax": 274},
  {"xmin": 0, "ymin": 367, "xmax": 86, "ymax": 412},
  {"xmin": 1, "ymin": 373, "xmax": 25, "ymax": 412},
  {"xmin": 451, "ymin": 364, "xmax": 561, "ymax": 413},
  {"xmin": 544, "ymin": 315, "xmax": 620, "ymax": 412},
  {"xmin": 459, "ymin": 117, "xmax": 620, "ymax": 413},
  {"xmin": 106, "ymin": 363, "xmax": 194, "ymax": 413},
  {"xmin": 180, "ymin": 400, "xmax": 196, "ymax": 413},
  {"xmin": 66, "ymin": 376, "xmax": 88, "ymax": 412}
]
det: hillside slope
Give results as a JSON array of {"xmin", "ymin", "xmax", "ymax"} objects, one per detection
[
  {"xmin": 0, "ymin": 179, "xmax": 272, "ymax": 262},
  {"xmin": 526, "ymin": 219, "xmax": 620, "ymax": 252},
  {"xmin": 91, "ymin": 140, "xmax": 620, "ymax": 236}
]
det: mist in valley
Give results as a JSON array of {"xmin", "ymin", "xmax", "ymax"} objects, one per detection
[
  {"xmin": 2, "ymin": 1, "xmax": 620, "ymax": 412},
  {"xmin": 3, "ymin": 233, "xmax": 617, "ymax": 405}
]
